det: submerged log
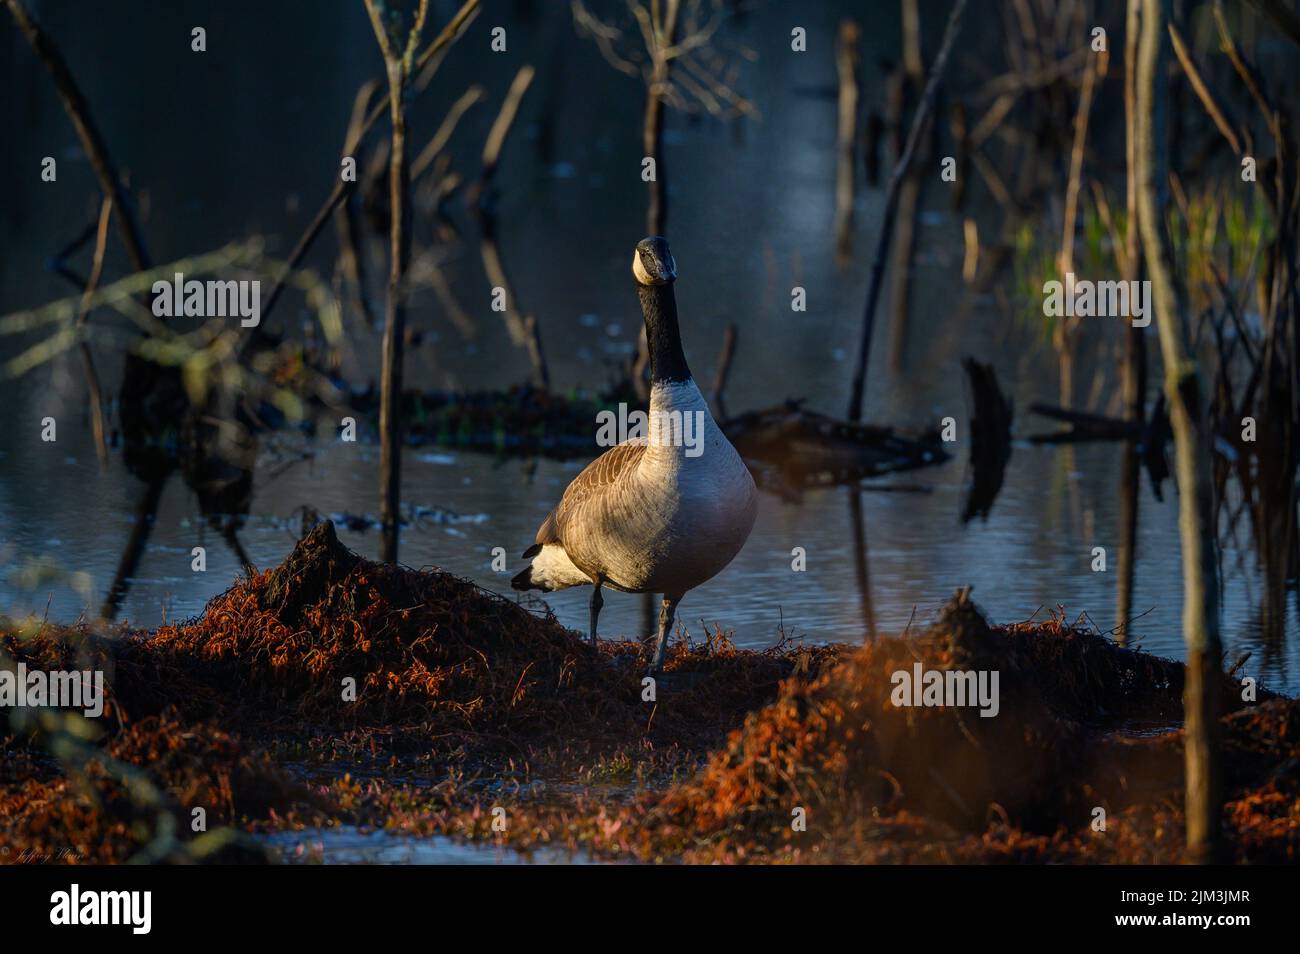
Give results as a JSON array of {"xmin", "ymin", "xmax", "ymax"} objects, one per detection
[
  {"xmin": 722, "ymin": 399, "xmax": 949, "ymax": 488},
  {"xmin": 381, "ymin": 384, "xmax": 635, "ymax": 458},
  {"xmin": 1027, "ymin": 402, "xmax": 1140, "ymax": 443},
  {"xmin": 1027, "ymin": 396, "xmax": 1171, "ymax": 498},
  {"xmin": 346, "ymin": 385, "xmax": 952, "ymax": 486}
]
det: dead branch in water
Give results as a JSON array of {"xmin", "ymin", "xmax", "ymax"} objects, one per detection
[
  {"xmin": 572, "ymin": 0, "xmax": 754, "ymax": 236},
  {"xmin": 364, "ymin": 0, "xmax": 431, "ymax": 564},
  {"xmin": 1122, "ymin": 0, "xmax": 1147, "ymax": 427},
  {"xmin": 846, "ymin": 0, "xmax": 968, "ymax": 423},
  {"xmin": 1136, "ymin": 0, "xmax": 1224, "ymax": 864},
  {"xmin": 1027, "ymin": 404, "xmax": 1140, "ymax": 442},
  {"xmin": 711, "ymin": 323, "xmax": 736, "ymax": 422},
  {"xmin": 473, "ymin": 65, "xmax": 536, "ymax": 216},
  {"xmin": 1053, "ymin": 36, "xmax": 1108, "ymax": 409},
  {"xmin": 479, "ymin": 234, "xmax": 549, "ymax": 390},
  {"xmin": 833, "ymin": 19, "xmax": 862, "ymax": 265},
  {"xmin": 76, "ymin": 197, "xmax": 113, "ymax": 471},
  {"xmin": 335, "ymin": 79, "xmax": 382, "ymax": 332},
  {"xmin": 642, "ymin": 0, "xmax": 681, "ymax": 236},
  {"xmin": 412, "ymin": 85, "xmax": 485, "ymax": 181},
  {"xmin": 1167, "ymin": 19, "xmax": 1244, "ymax": 157},
  {"xmin": 471, "ymin": 66, "xmax": 548, "ymax": 389},
  {"xmin": 254, "ymin": 0, "xmax": 480, "ymax": 339},
  {"xmin": 4, "ymin": 0, "xmax": 151, "ymax": 274},
  {"xmin": 885, "ymin": 0, "xmax": 934, "ymax": 374}
]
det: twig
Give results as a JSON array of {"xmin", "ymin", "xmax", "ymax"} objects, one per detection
[
  {"xmin": 846, "ymin": 0, "xmax": 968, "ymax": 422},
  {"xmin": 77, "ymin": 196, "xmax": 113, "ymax": 470},
  {"xmin": 336, "ymin": 79, "xmax": 382, "ymax": 331},
  {"xmin": 483, "ymin": 67, "xmax": 536, "ymax": 177},
  {"xmin": 1168, "ymin": 19, "xmax": 1242, "ymax": 156},
  {"xmin": 834, "ymin": 19, "xmax": 862, "ymax": 264},
  {"xmin": 364, "ymin": 0, "xmax": 431, "ymax": 563},
  {"xmin": 4, "ymin": 0, "xmax": 151, "ymax": 273},
  {"xmin": 253, "ymin": 0, "xmax": 480, "ymax": 339},
  {"xmin": 412, "ymin": 85, "xmax": 485, "ymax": 181},
  {"xmin": 711, "ymin": 323, "xmax": 736, "ymax": 422},
  {"xmin": 1054, "ymin": 41, "xmax": 1107, "ymax": 407}
]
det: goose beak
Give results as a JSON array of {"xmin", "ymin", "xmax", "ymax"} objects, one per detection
[{"xmin": 633, "ymin": 236, "xmax": 677, "ymax": 285}]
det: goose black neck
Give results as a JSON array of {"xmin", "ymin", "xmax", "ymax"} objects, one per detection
[{"xmin": 638, "ymin": 282, "xmax": 691, "ymax": 384}]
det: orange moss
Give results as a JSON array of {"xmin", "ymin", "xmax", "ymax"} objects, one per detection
[
  {"xmin": 3, "ymin": 526, "xmax": 1296, "ymax": 865},
  {"xmin": 610, "ymin": 596, "xmax": 1296, "ymax": 863},
  {"xmin": 0, "ymin": 711, "xmax": 290, "ymax": 863}
]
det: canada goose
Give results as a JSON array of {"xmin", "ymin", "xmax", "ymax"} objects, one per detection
[{"xmin": 512, "ymin": 236, "xmax": 758, "ymax": 673}]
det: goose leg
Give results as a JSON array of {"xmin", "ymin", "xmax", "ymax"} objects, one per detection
[
  {"xmin": 588, "ymin": 580, "xmax": 604, "ymax": 653},
  {"xmin": 649, "ymin": 594, "xmax": 681, "ymax": 674}
]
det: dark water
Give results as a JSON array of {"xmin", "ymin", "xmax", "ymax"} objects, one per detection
[{"xmin": 1, "ymin": 1, "xmax": 1295, "ymax": 694}]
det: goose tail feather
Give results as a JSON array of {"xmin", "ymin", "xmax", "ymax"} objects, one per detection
[{"xmin": 512, "ymin": 544, "xmax": 589, "ymax": 592}]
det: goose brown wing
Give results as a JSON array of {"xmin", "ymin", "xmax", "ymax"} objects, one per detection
[{"xmin": 526, "ymin": 441, "xmax": 647, "ymax": 554}]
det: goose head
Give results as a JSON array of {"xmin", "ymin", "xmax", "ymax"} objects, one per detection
[{"xmin": 632, "ymin": 236, "xmax": 677, "ymax": 286}]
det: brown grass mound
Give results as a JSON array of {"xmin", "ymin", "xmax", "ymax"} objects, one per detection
[
  {"xmin": 4, "ymin": 521, "xmax": 837, "ymax": 757},
  {"xmin": 148, "ymin": 520, "xmax": 613, "ymax": 738},
  {"xmin": 644, "ymin": 591, "xmax": 1275, "ymax": 860},
  {"xmin": 1, "ymin": 521, "xmax": 839, "ymax": 862},
  {"xmin": 138, "ymin": 520, "xmax": 836, "ymax": 752},
  {"xmin": 5, "ymin": 532, "xmax": 1293, "ymax": 865},
  {"xmin": 0, "ymin": 710, "xmax": 291, "ymax": 863}
]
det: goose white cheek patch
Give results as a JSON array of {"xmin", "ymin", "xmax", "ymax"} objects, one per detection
[{"xmin": 631, "ymin": 250, "xmax": 675, "ymax": 284}]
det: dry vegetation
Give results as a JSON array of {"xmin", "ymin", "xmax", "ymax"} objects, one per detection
[{"xmin": 2, "ymin": 524, "xmax": 1295, "ymax": 864}]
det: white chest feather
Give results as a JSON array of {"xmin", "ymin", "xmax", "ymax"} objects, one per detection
[{"xmin": 569, "ymin": 379, "xmax": 758, "ymax": 594}]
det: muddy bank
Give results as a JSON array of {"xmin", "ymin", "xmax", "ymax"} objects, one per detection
[{"xmin": 1, "ymin": 525, "xmax": 1295, "ymax": 864}]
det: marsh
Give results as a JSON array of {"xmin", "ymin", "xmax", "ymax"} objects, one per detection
[{"xmin": 1, "ymin": 0, "xmax": 1294, "ymax": 693}]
